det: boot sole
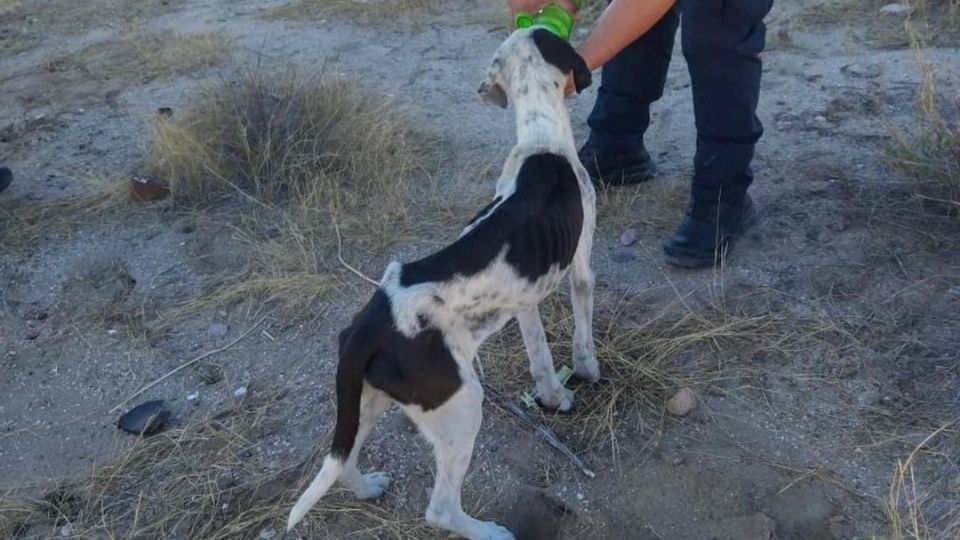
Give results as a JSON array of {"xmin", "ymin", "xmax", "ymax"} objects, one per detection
[{"xmin": 663, "ymin": 202, "xmax": 758, "ymax": 269}]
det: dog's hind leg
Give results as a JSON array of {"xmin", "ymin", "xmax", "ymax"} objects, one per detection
[
  {"xmin": 339, "ymin": 385, "xmax": 393, "ymax": 499},
  {"xmin": 405, "ymin": 378, "xmax": 515, "ymax": 540},
  {"xmin": 517, "ymin": 307, "xmax": 575, "ymax": 412},
  {"xmin": 287, "ymin": 385, "xmax": 392, "ymax": 531},
  {"xmin": 569, "ymin": 238, "xmax": 600, "ymax": 382}
]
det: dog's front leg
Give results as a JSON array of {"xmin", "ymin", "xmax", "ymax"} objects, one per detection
[
  {"xmin": 517, "ymin": 307, "xmax": 575, "ymax": 412},
  {"xmin": 406, "ymin": 379, "xmax": 515, "ymax": 540},
  {"xmin": 569, "ymin": 240, "xmax": 600, "ymax": 382}
]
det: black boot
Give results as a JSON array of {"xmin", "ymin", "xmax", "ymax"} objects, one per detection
[
  {"xmin": 577, "ymin": 144, "xmax": 657, "ymax": 187},
  {"xmin": 0, "ymin": 167, "xmax": 11, "ymax": 194},
  {"xmin": 663, "ymin": 193, "xmax": 756, "ymax": 268}
]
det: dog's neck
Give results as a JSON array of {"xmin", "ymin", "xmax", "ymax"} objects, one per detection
[{"xmin": 511, "ymin": 83, "xmax": 575, "ymax": 154}]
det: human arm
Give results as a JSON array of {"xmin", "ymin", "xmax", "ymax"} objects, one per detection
[{"xmin": 577, "ymin": 0, "xmax": 676, "ymax": 72}]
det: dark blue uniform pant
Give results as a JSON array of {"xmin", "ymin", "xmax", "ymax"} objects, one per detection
[{"xmin": 586, "ymin": 0, "xmax": 773, "ymax": 201}]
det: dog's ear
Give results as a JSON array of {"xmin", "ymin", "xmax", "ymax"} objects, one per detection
[
  {"xmin": 478, "ymin": 78, "xmax": 508, "ymax": 109},
  {"xmin": 531, "ymin": 28, "xmax": 592, "ymax": 93}
]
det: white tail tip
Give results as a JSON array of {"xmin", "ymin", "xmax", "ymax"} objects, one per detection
[{"xmin": 287, "ymin": 455, "xmax": 343, "ymax": 531}]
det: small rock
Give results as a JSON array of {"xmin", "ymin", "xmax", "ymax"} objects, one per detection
[
  {"xmin": 576, "ymin": 492, "xmax": 584, "ymax": 501},
  {"xmin": 948, "ymin": 285, "xmax": 960, "ymax": 297},
  {"xmin": 258, "ymin": 528, "xmax": 277, "ymax": 540},
  {"xmin": 207, "ymin": 323, "xmax": 229, "ymax": 341},
  {"xmin": 118, "ymin": 400, "xmax": 170, "ymax": 436},
  {"xmin": 619, "ymin": 227, "xmax": 639, "ymax": 246},
  {"xmin": 156, "ymin": 107, "xmax": 173, "ymax": 117},
  {"xmin": 233, "ymin": 386, "xmax": 248, "ymax": 399},
  {"xmin": 59, "ymin": 525, "xmax": 72, "ymax": 537},
  {"xmin": 186, "ymin": 391, "xmax": 200, "ymax": 403},
  {"xmin": 666, "ymin": 387, "xmax": 697, "ymax": 416},
  {"xmin": 880, "ymin": 3, "xmax": 908, "ymax": 15},
  {"xmin": 26, "ymin": 332, "xmax": 39, "ymax": 341},
  {"xmin": 611, "ymin": 250, "xmax": 636, "ymax": 263},
  {"xmin": 841, "ymin": 63, "xmax": 882, "ymax": 79}
]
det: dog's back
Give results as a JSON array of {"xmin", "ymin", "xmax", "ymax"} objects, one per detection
[{"xmin": 386, "ymin": 152, "xmax": 584, "ymax": 331}]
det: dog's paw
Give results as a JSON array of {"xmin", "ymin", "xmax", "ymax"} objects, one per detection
[
  {"xmin": 536, "ymin": 386, "xmax": 575, "ymax": 413},
  {"xmin": 473, "ymin": 521, "xmax": 516, "ymax": 540},
  {"xmin": 573, "ymin": 354, "xmax": 601, "ymax": 383},
  {"xmin": 353, "ymin": 471, "xmax": 391, "ymax": 500}
]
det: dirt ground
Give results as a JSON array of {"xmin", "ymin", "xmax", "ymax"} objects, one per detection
[{"xmin": 1, "ymin": 0, "xmax": 959, "ymax": 539}]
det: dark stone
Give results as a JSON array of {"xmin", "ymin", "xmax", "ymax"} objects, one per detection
[{"xmin": 117, "ymin": 400, "xmax": 170, "ymax": 436}]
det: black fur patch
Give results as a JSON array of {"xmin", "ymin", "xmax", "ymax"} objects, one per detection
[
  {"xmin": 399, "ymin": 153, "xmax": 583, "ymax": 286},
  {"xmin": 531, "ymin": 29, "xmax": 592, "ymax": 93},
  {"xmin": 331, "ymin": 290, "xmax": 463, "ymax": 459},
  {"xmin": 364, "ymin": 327, "xmax": 462, "ymax": 411}
]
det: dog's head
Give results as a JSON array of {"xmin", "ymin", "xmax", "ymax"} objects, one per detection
[{"xmin": 478, "ymin": 28, "xmax": 592, "ymax": 109}]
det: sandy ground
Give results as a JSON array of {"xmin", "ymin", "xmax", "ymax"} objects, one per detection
[{"xmin": 1, "ymin": 0, "xmax": 959, "ymax": 539}]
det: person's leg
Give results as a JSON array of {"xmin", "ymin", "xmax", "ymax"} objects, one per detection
[
  {"xmin": 579, "ymin": 4, "xmax": 679, "ymax": 185},
  {"xmin": 664, "ymin": 0, "xmax": 772, "ymax": 268}
]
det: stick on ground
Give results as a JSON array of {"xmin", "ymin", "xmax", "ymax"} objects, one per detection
[{"xmin": 108, "ymin": 317, "xmax": 268, "ymax": 414}]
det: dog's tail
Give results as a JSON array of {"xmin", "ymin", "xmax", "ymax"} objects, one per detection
[
  {"xmin": 286, "ymin": 454, "xmax": 344, "ymax": 531},
  {"xmin": 287, "ymin": 291, "xmax": 391, "ymax": 531}
]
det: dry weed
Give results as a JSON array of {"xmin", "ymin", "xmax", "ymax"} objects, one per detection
[
  {"xmin": 886, "ymin": 420, "xmax": 960, "ymax": 540},
  {"xmin": 0, "ymin": 393, "xmax": 441, "ymax": 539},
  {"xmin": 146, "ymin": 69, "xmax": 425, "ymax": 321},
  {"xmin": 596, "ymin": 178, "xmax": 688, "ymax": 232},
  {"xmin": 0, "ymin": 177, "xmax": 130, "ymax": 252},
  {"xmin": 886, "ymin": 36, "xmax": 959, "ymax": 214},
  {"xmin": 480, "ymin": 291, "xmax": 842, "ymax": 459},
  {"xmin": 147, "ymin": 69, "xmax": 418, "ymax": 218}
]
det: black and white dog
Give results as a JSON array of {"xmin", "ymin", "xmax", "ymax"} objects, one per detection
[{"xmin": 287, "ymin": 28, "xmax": 596, "ymax": 540}]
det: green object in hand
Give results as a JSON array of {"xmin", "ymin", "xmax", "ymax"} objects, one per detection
[{"xmin": 515, "ymin": 0, "xmax": 582, "ymax": 41}]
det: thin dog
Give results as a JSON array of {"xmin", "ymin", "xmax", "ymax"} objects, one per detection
[{"xmin": 287, "ymin": 28, "xmax": 596, "ymax": 540}]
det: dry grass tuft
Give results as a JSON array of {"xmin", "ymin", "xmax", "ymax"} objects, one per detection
[
  {"xmin": 146, "ymin": 69, "xmax": 425, "ymax": 321},
  {"xmin": 886, "ymin": 420, "xmax": 960, "ymax": 540},
  {"xmin": 0, "ymin": 178, "xmax": 130, "ymax": 252},
  {"xmin": 0, "ymin": 393, "xmax": 438, "ymax": 539},
  {"xmin": 147, "ymin": 69, "xmax": 418, "ymax": 219},
  {"xmin": 481, "ymin": 292, "xmax": 841, "ymax": 458},
  {"xmin": 886, "ymin": 37, "xmax": 959, "ymax": 214},
  {"xmin": 596, "ymin": 178, "xmax": 688, "ymax": 232}
]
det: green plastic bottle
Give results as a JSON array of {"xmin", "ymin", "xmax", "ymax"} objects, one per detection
[{"xmin": 515, "ymin": 0, "xmax": 582, "ymax": 41}]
